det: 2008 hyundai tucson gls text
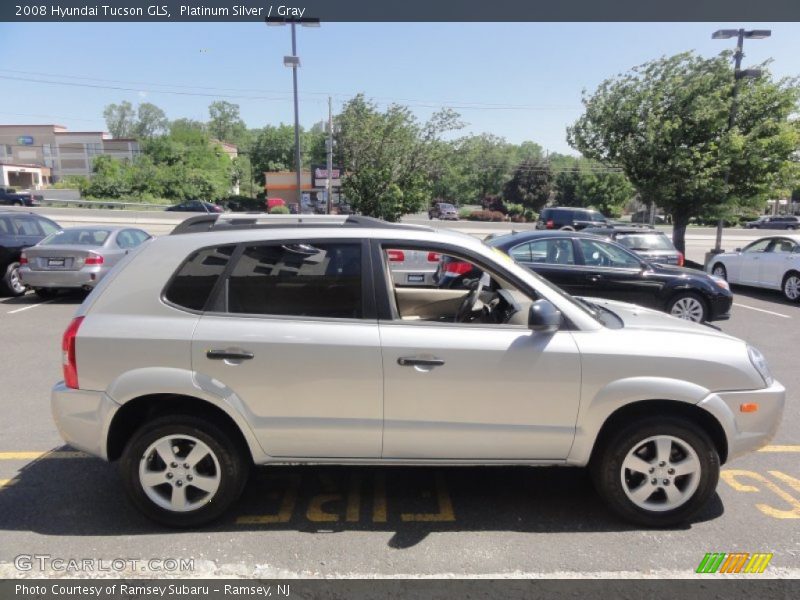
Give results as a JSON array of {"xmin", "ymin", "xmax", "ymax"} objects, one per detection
[{"xmin": 51, "ymin": 214, "xmax": 784, "ymax": 528}]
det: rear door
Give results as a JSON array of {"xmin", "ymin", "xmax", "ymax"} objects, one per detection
[{"xmin": 190, "ymin": 239, "xmax": 384, "ymax": 458}]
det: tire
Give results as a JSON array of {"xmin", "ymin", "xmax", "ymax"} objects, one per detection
[
  {"xmin": 34, "ymin": 288, "xmax": 59, "ymax": 299},
  {"xmin": 120, "ymin": 415, "xmax": 249, "ymax": 527},
  {"xmin": 1, "ymin": 262, "xmax": 26, "ymax": 297},
  {"xmin": 591, "ymin": 416, "xmax": 720, "ymax": 527},
  {"xmin": 560, "ymin": 226, "xmax": 575, "ymax": 231},
  {"xmin": 666, "ymin": 292, "xmax": 708, "ymax": 323},
  {"xmin": 782, "ymin": 271, "xmax": 800, "ymax": 303},
  {"xmin": 12, "ymin": 200, "xmax": 22, "ymax": 207},
  {"xmin": 711, "ymin": 263, "xmax": 727, "ymax": 281}
]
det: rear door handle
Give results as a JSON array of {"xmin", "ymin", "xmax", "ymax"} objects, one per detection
[
  {"xmin": 397, "ymin": 357, "xmax": 445, "ymax": 367},
  {"xmin": 207, "ymin": 349, "xmax": 254, "ymax": 360}
]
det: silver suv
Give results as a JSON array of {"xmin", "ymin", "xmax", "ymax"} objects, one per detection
[{"xmin": 52, "ymin": 214, "xmax": 784, "ymax": 527}]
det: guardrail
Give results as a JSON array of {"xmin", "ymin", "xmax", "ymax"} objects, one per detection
[{"xmin": 36, "ymin": 197, "xmax": 169, "ymax": 210}]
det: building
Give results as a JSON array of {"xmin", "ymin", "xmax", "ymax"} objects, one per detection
[
  {"xmin": 264, "ymin": 166, "xmax": 343, "ymax": 210},
  {"xmin": 0, "ymin": 124, "xmax": 139, "ymax": 186}
]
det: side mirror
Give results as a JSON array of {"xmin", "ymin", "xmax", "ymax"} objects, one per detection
[
  {"xmin": 734, "ymin": 247, "xmax": 742, "ymax": 253},
  {"xmin": 528, "ymin": 299, "xmax": 562, "ymax": 333}
]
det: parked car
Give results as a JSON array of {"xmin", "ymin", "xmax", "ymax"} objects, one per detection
[
  {"xmin": 536, "ymin": 207, "xmax": 608, "ymax": 231},
  {"xmin": 486, "ymin": 231, "xmax": 732, "ymax": 322},
  {"xmin": 429, "ymin": 202, "xmax": 459, "ymax": 220},
  {"xmin": 583, "ymin": 226, "xmax": 684, "ymax": 266},
  {"xmin": 0, "ymin": 187, "xmax": 39, "ymax": 207},
  {"xmin": 743, "ymin": 215, "xmax": 799, "ymax": 230},
  {"xmin": 165, "ymin": 200, "xmax": 223, "ymax": 213},
  {"xmin": 631, "ymin": 210, "xmax": 667, "ymax": 225},
  {"xmin": 18, "ymin": 226, "xmax": 152, "ymax": 298},
  {"xmin": 707, "ymin": 235, "xmax": 800, "ymax": 302},
  {"xmin": 51, "ymin": 214, "xmax": 782, "ymax": 528},
  {"xmin": 0, "ymin": 210, "xmax": 62, "ymax": 296},
  {"xmin": 387, "ymin": 248, "xmax": 441, "ymax": 287}
]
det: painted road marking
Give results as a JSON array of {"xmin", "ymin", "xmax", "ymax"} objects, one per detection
[
  {"xmin": 733, "ymin": 303, "xmax": 791, "ymax": 319},
  {"xmin": 759, "ymin": 445, "xmax": 800, "ymax": 453},
  {"xmin": 0, "ymin": 451, "xmax": 88, "ymax": 460},
  {"xmin": 721, "ymin": 470, "xmax": 800, "ymax": 519},
  {"xmin": 0, "ymin": 478, "xmax": 18, "ymax": 490},
  {"xmin": 6, "ymin": 299, "xmax": 57, "ymax": 314}
]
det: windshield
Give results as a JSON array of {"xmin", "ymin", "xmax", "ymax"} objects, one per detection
[
  {"xmin": 616, "ymin": 233, "xmax": 674, "ymax": 251},
  {"xmin": 41, "ymin": 229, "xmax": 110, "ymax": 246}
]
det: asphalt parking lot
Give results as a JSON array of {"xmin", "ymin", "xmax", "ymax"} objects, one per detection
[{"xmin": 0, "ymin": 279, "xmax": 797, "ymax": 578}]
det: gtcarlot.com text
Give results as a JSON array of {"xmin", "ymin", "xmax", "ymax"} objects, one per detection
[{"xmin": 14, "ymin": 554, "xmax": 194, "ymax": 573}]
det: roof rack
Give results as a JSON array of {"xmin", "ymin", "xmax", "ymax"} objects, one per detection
[{"xmin": 169, "ymin": 213, "xmax": 433, "ymax": 235}]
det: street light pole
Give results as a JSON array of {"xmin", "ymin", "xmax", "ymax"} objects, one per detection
[
  {"xmin": 290, "ymin": 21, "xmax": 303, "ymax": 210},
  {"xmin": 710, "ymin": 28, "xmax": 771, "ymax": 256}
]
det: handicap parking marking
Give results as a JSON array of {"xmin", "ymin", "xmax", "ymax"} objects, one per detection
[
  {"xmin": 6, "ymin": 298, "xmax": 57, "ymax": 314},
  {"xmin": 721, "ymin": 469, "xmax": 800, "ymax": 519},
  {"xmin": 732, "ymin": 303, "xmax": 791, "ymax": 319}
]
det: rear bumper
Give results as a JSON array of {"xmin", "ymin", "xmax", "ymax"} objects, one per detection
[
  {"xmin": 698, "ymin": 379, "xmax": 785, "ymax": 462},
  {"xmin": 51, "ymin": 382, "xmax": 119, "ymax": 460},
  {"xmin": 19, "ymin": 266, "xmax": 107, "ymax": 289}
]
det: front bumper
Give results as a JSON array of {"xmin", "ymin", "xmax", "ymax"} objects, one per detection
[
  {"xmin": 698, "ymin": 379, "xmax": 785, "ymax": 462},
  {"xmin": 707, "ymin": 290, "xmax": 733, "ymax": 321},
  {"xmin": 51, "ymin": 382, "xmax": 120, "ymax": 460},
  {"xmin": 19, "ymin": 266, "xmax": 106, "ymax": 289}
]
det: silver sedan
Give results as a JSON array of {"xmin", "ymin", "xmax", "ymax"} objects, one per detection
[{"xmin": 19, "ymin": 226, "xmax": 152, "ymax": 298}]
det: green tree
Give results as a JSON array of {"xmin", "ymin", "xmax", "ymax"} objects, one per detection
[
  {"xmin": 135, "ymin": 102, "xmax": 168, "ymax": 138},
  {"xmin": 334, "ymin": 95, "xmax": 462, "ymax": 221},
  {"xmin": 502, "ymin": 158, "xmax": 552, "ymax": 211},
  {"xmin": 103, "ymin": 101, "xmax": 136, "ymax": 138},
  {"xmin": 208, "ymin": 101, "xmax": 247, "ymax": 144},
  {"xmin": 568, "ymin": 51, "xmax": 800, "ymax": 252}
]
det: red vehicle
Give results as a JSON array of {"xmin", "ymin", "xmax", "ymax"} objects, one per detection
[{"xmin": 266, "ymin": 197, "xmax": 286, "ymax": 211}]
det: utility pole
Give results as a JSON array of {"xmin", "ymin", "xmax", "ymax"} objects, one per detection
[
  {"xmin": 290, "ymin": 22, "xmax": 302, "ymax": 211},
  {"xmin": 326, "ymin": 96, "xmax": 333, "ymax": 214}
]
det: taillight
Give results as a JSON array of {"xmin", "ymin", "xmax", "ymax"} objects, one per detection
[
  {"xmin": 546, "ymin": 219, "xmax": 554, "ymax": 229},
  {"xmin": 443, "ymin": 260, "xmax": 473, "ymax": 275},
  {"xmin": 19, "ymin": 253, "xmax": 28, "ymax": 265},
  {"xmin": 62, "ymin": 316, "xmax": 84, "ymax": 389},
  {"xmin": 387, "ymin": 250, "xmax": 405, "ymax": 262},
  {"xmin": 677, "ymin": 252, "xmax": 684, "ymax": 267},
  {"xmin": 427, "ymin": 252, "xmax": 441, "ymax": 262},
  {"xmin": 84, "ymin": 253, "xmax": 104, "ymax": 265}
]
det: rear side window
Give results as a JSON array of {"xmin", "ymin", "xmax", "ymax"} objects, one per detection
[
  {"xmin": 164, "ymin": 245, "xmax": 236, "ymax": 311},
  {"xmin": 227, "ymin": 242, "xmax": 362, "ymax": 319}
]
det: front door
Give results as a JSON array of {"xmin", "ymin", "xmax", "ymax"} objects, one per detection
[{"xmin": 739, "ymin": 239, "xmax": 772, "ymax": 284}]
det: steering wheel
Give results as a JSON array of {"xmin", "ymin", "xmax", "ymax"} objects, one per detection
[{"xmin": 455, "ymin": 276, "xmax": 486, "ymax": 322}]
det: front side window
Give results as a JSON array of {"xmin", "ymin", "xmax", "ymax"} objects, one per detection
[
  {"xmin": 228, "ymin": 243, "xmax": 362, "ymax": 319},
  {"xmin": 578, "ymin": 239, "xmax": 641, "ymax": 268},
  {"xmin": 164, "ymin": 245, "xmax": 236, "ymax": 311},
  {"xmin": 36, "ymin": 218, "xmax": 60, "ymax": 236},
  {"xmin": 743, "ymin": 239, "xmax": 771, "ymax": 253}
]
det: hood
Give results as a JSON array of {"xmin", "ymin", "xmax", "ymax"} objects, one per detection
[
  {"xmin": 580, "ymin": 297, "xmax": 736, "ymax": 339},
  {"xmin": 647, "ymin": 263, "xmax": 706, "ymax": 277}
]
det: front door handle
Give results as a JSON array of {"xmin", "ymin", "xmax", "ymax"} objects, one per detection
[
  {"xmin": 207, "ymin": 349, "xmax": 254, "ymax": 360},
  {"xmin": 586, "ymin": 274, "xmax": 603, "ymax": 282},
  {"xmin": 397, "ymin": 357, "xmax": 445, "ymax": 367}
]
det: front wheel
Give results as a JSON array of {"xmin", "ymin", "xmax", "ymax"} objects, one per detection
[
  {"xmin": 591, "ymin": 417, "xmax": 720, "ymax": 527},
  {"xmin": 783, "ymin": 271, "xmax": 800, "ymax": 302},
  {"xmin": 120, "ymin": 415, "xmax": 249, "ymax": 527},
  {"xmin": 667, "ymin": 292, "xmax": 707, "ymax": 322}
]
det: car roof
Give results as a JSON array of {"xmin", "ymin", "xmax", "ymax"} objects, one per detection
[{"xmin": 751, "ymin": 234, "xmax": 800, "ymax": 243}]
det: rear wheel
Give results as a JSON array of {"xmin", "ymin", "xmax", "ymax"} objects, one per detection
[
  {"xmin": 1, "ymin": 262, "xmax": 26, "ymax": 296},
  {"xmin": 711, "ymin": 263, "xmax": 727, "ymax": 281},
  {"xmin": 591, "ymin": 417, "xmax": 719, "ymax": 527},
  {"xmin": 782, "ymin": 271, "xmax": 800, "ymax": 302},
  {"xmin": 667, "ymin": 292, "xmax": 707, "ymax": 322},
  {"xmin": 120, "ymin": 415, "xmax": 249, "ymax": 527},
  {"xmin": 560, "ymin": 226, "xmax": 575, "ymax": 231}
]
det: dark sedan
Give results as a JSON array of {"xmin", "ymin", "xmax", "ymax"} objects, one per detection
[
  {"xmin": 582, "ymin": 226, "xmax": 684, "ymax": 266},
  {"xmin": 165, "ymin": 200, "xmax": 224, "ymax": 213},
  {"xmin": 484, "ymin": 231, "xmax": 732, "ymax": 323},
  {"xmin": 743, "ymin": 215, "xmax": 799, "ymax": 230}
]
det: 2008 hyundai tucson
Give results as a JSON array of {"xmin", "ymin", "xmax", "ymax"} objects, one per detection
[{"xmin": 51, "ymin": 214, "xmax": 784, "ymax": 527}]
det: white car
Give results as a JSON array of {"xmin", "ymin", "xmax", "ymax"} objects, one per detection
[{"xmin": 708, "ymin": 235, "xmax": 800, "ymax": 302}]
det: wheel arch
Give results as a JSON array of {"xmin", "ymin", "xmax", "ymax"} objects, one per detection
[{"xmin": 586, "ymin": 399, "xmax": 728, "ymax": 467}]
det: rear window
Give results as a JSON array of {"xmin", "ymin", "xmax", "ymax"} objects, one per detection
[
  {"xmin": 164, "ymin": 245, "xmax": 236, "ymax": 311},
  {"xmin": 227, "ymin": 242, "xmax": 362, "ymax": 319},
  {"xmin": 41, "ymin": 229, "xmax": 110, "ymax": 246},
  {"xmin": 615, "ymin": 233, "xmax": 674, "ymax": 251}
]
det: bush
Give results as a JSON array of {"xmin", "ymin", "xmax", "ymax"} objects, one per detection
[
  {"xmin": 506, "ymin": 203, "xmax": 524, "ymax": 217},
  {"xmin": 458, "ymin": 207, "xmax": 473, "ymax": 219},
  {"xmin": 467, "ymin": 210, "xmax": 506, "ymax": 222},
  {"xmin": 269, "ymin": 205, "xmax": 290, "ymax": 214}
]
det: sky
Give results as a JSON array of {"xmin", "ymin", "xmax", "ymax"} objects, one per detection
[{"xmin": 1, "ymin": 21, "xmax": 799, "ymax": 155}]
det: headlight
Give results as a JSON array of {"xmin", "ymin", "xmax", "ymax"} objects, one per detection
[
  {"xmin": 711, "ymin": 275, "xmax": 730, "ymax": 291},
  {"xmin": 747, "ymin": 345, "xmax": 774, "ymax": 386}
]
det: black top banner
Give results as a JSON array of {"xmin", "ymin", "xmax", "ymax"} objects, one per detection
[{"xmin": 2, "ymin": 0, "xmax": 800, "ymax": 22}]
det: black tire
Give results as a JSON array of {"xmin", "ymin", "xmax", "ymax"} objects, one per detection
[
  {"xmin": 591, "ymin": 416, "xmax": 720, "ymax": 527},
  {"xmin": 711, "ymin": 263, "xmax": 727, "ymax": 281},
  {"xmin": 120, "ymin": 414, "xmax": 249, "ymax": 527},
  {"xmin": 560, "ymin": 225, "xmax": 575, "ymax": 231},
  {"xmin": 12, "ymin": 200, "xmax": 22, "ymax": 207},
  {"xmin": 1, "ymin": 262, "xmax": 26, "ymax": 297},
  {"xmin": 782, "ymin": 271, "xmax": 800, "ymax": 303},
  {"xmin": 34, "ymin": 288, "xmax": 59, "ymax": 299},
  {"xmin": 666, "ymin": 291, "xmax": 708, "ymax": 323}
]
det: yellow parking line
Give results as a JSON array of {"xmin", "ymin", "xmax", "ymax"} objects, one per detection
[
  {"xmin": 0, "ymin": 479, "xmax": 18, "ymax": 489},
  {"xmin": 0, "ymin": 451, "xmax": 88, "ymax": 460},
  {"xmin": 759, "ymin": 445, "xmax": 800, "ymax": 453}
]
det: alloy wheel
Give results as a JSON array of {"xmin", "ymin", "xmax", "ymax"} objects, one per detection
[
  {"xmin": 620, "ymin": 435, "xmax": 701, "ymax": 512},
  {"xmin": 139, "ymin": 434, "xmax": 221, "ymax": 512},
  {"xmin": 8, "ymin": 266, "xmax": 25, "ymax": 295},
  {"xmin": 712, "ymin": 265, "xmax": 726, "ymax": 280},
  {"xmin": 784, "ymin": 275, "xmax": 800, "ymax": 301},
  {"xmin": 669, "ymin": 296, "xmax": 705, "ymax": 322}
]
